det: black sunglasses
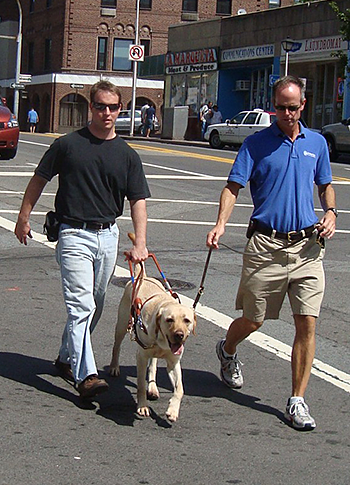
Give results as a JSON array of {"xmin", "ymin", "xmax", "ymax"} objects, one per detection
[
  {"xmin": 275, "ymin": 105, "xmax": 301, "ymax": 112},
  {"xmin": 92, "ymin": 102, "xmax": 121, "ymax": 112}
]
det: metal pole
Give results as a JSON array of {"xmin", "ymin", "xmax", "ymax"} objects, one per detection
[
  {"xmin": 130, "ymin": 0, "xmax": 140, "ymax": 136},
  {"xmin": 14, "ymin": 0, "xmax": 22, "ymax": 120},
  {"xmin": 284, "ymin": 51, "xmax": 289, "ymax": 77}
]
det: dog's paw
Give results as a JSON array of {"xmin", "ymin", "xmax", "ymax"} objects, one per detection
[
  {"xmin": 108, "ymin": 365, "xmax": 120, "ymax": 377},
  {"xmin": 147, "ymin": 382, "xmax": 160, "ymax": 401},
  {"xmin": 137, "ymin": 406, "xmax": 150, "ymax": 417},
  {"xmin": 166, "ymin": 407, "xmax": 179, "ymax": 422}
]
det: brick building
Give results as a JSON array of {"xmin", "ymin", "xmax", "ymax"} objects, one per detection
[{"xmin": 0, "ymin": 0, "xmax": 296, "ymax": 133}]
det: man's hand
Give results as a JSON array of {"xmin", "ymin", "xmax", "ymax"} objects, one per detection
[
  {"xmin": 14, "ymin": 217, "xmax": 33, "ymax": 245},
  {"xmin": 317, "ymin": 211, "xmax": 336, "ymax": 239},
  {"xmin": 206, "ymin": 224, "xmax": 225, "ymax": 249},
  {"xmin": 125, "ymin": 244, "xmax": 148, "ymax": 263}
]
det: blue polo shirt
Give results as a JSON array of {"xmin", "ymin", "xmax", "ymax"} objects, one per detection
[{"xmin": 227, "ymin": 121, "xmax": 332, "ymax": 233}]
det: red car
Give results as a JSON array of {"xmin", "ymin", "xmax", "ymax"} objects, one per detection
[{"xmin": 0, "ymin": 97, "xmax": 19, "ymax": 159}]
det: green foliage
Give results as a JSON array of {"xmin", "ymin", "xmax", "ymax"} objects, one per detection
[{"xmin": 329, "ymin": 1, "xmax": 350, "ymax": 41}]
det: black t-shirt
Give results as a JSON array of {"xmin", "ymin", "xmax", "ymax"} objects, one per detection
[{"xmin": 35, "ymin": 127, "xmax": 151, "ymax": 223}]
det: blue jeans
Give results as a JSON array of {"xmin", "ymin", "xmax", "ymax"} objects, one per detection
[{"xmin": 55, "ymin": 223, "xmax": 119, "ymax": 383}]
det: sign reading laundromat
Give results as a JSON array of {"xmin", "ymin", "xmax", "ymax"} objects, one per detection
[
  {"xmin": 165, "ymin": 48, "xmax": 217, "ymax": 75},
  {"xmin": 221, "ymin": 44, "xmax": 275, "ymax": 63}
]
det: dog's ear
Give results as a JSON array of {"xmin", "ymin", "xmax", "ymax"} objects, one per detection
[
  {"xmin": 155, "ymin": 309, "xmax": 163, "ymax": 335},
  {"xmin": 191, "ymin": 312, "xmax": 197, "ymax": 335}
]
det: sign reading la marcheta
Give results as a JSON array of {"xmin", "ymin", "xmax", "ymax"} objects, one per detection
[{"xmin": 165, "ymin": 48, "xmax": 218, "ymax": 74}]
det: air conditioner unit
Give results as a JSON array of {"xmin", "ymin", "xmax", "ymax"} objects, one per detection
[{"xmin": 236, "ymin": 80, "xmax": 250, "ymax": 91}]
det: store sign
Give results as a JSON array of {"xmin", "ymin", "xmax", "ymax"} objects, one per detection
[
  {"xmin": 221, "ymin": 44, "xmax": 274, "ymax": 63},
  {"xmin": 165, "ymin": 48, "xmax": 217, "ymax": 74},
  {"xmin": 284, "ymin": 35, "xmax": 347, "ymax": 60}
]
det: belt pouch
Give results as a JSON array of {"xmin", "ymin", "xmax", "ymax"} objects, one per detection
[{"xmin": 43, "ymin": 211, "xmax": 60, "ymax": 242}]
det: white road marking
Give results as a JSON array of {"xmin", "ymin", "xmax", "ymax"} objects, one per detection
[{"xmin": 2, "ymin": 213, "xmax": 350, "ymax": 394}]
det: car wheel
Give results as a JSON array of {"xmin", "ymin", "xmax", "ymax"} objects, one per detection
[
  {"xmin": 325, "ymin": 136, "xmax": 338, "ymax": 162},
  {"xmin": 209, "ymin": 131, "xmax": 224, "ymax": 149},
  {"xmin": 2, "ymin": 148, "xmax": 17, "ymax": 160}
]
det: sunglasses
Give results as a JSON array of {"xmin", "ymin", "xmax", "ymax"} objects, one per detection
[
  {"xmin": 92, "ymin": 102, "xmax": 121, "ymax": 112},
  {"xmin": 275, "ymin": 105, "xmax": 301, "ymax": 112}
]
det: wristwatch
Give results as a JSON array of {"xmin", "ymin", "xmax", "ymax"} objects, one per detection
[{"xmin": 326, "ymin": 207, "xmax": 338, "ymax": 217}]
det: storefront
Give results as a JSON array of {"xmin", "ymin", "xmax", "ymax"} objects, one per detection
[
  {"xmin": 218, "ymin": 44, "xmax": 277, "ymax": 119},
  {"xmin": 281, "ymin": 35, "xmax": 348, "ymax": 128},
  {"xmin": 164, "ymin": 48, "xmax": 218, "ymax": 138}
]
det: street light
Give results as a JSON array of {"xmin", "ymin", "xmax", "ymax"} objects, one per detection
[
  {"xmin": 281, "ymin": 37, "xmax": 295, "ymax": 76},
  {"xmin": 14, "ymin": 0, "xmax": 23, "ymax": 120}
]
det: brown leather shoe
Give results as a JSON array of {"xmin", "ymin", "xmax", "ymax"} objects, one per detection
[
  {"xmin": 54, "ymin": 356, "xmax": 74, "ymax": 382},
  {"xmin": 77, "ymin": 375, "xmax": 109, "ymax": 399}
]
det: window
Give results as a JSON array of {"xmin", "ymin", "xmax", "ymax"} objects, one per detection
[
  {"xmin": 113, "ymin": 39, "xmax": 132, "ymax": 71},
  {"xmin": 101, "ymin": 0, "xmax": 116, "ymax": 6},
  {"xmin": 182, "ymin": 0, "xmax": 197, "ymax": 12},
  {"xmin": 44, "ymin": 38, "xmax": 52, "ymax": 71},
  {"xmin": 242, "ymin": 113, "xmax": 259, "ymax": 124},
  {"xmin": 29, "ymin": 0, "xmax": 35, "ymax": 13},
  {"xmin": 140, "ymin": 0, "xmax": 152, "ymax": 8},
  {"xmin": 216, "ymin": 0, "xmax": 231, "ymax": 15},
  {"xmin": 97, "ymin": 37, "xmax": 108, "ymax": 70},
  {"xmin": 268, "ymin": 0, "xmax": 280, "ymax": 7},
  {"xmin": 141, "ymin": 39, "xmax": 150, "ymax": 57},
  {"xmin": 28, "ymin": 42, "xmax": 34, "ymax": 72}
]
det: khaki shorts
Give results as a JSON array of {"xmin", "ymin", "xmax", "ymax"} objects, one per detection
[{"xmin": 236, "ymin": 231, "xmax": 325, "ymax": 322}]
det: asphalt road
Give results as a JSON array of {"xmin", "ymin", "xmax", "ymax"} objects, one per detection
[{"xmin": 1, "ymin": 132, "xmax": 350, "ymax": 485}]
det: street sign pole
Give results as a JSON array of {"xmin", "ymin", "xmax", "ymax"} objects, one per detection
[
  {"xmin": 13, "ymin": 0, "xmax": 23, "ymax": 121},
  {"xmin": 130, "ymin": 0, "xmax": 140, "ymax": 136}
]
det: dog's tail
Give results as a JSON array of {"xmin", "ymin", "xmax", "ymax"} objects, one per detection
[{"xmin": 128, "ymin": 232, "xmax": 146, "ymax": 278}]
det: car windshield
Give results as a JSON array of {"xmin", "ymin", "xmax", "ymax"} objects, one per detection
[{"xmin": 230, "ymin": 112, "xmax": 247, "ymax": 124}]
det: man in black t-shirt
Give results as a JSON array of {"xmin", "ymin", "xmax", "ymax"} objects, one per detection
[{"xmin": 15, "ymin": 81, "xmax": 150, "ymax": 399}]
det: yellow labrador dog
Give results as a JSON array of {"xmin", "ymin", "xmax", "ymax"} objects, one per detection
[{"xmin": 109, "ymin": 236, "xmax": 196, "ymax": 422}]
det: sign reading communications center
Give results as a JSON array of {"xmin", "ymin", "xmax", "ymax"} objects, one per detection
[
  {"xmin": 165, "ymin": 48, "xmax": 218, "ymax": 75},
  {"xmin": 221, "ymin": 44, "xmax": 275, "ymax": 63}
]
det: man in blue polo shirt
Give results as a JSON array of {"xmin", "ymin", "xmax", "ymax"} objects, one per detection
[{"xmin": 207, "ymin": 75, "xmax": 337, "ymax": 430}]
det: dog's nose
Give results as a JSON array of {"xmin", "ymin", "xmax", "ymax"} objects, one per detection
[{"xmin": 174, "ymin": 331, "xmax": 184, "ymax": 342}]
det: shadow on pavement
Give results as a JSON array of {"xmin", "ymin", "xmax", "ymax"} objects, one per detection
[{"xmin": 0, "ymin": 353, "xmax": 284, "ymax": 427}]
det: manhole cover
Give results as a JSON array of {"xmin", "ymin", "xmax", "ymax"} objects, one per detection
[{"xmin": 111, "ymin": 276, "xmax": 195, "ymax": 291}]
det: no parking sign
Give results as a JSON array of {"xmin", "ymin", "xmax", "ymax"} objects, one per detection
[{"xmin": 129, "ymin": 44, "xmax": 145, "ymax": 62}]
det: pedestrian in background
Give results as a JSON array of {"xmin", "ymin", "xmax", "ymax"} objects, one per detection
[
  {"xmin": 140, "ymin": 102, "xmax": 150, "ymax": 136},
  {"xmin": 15, "ymin": 80, "xmax": 150, "ymax": 400},
  {"xmin": 207, "ymin": 75, "xmax": 337, "ymax": 430},
  {"xmin": 210, "ymin": 105, "xmax": 223, "ymax": 125},
  {"xmin": 144, "ymin": 102, "xmax": 156, "ymax": 138},
  {"xmin": 199, "ymin": 101, "xmax": 213, "ymax": 140},
  {"xmin": 27, "ymin": 107, "xmax": 39, "ymax": 133}
]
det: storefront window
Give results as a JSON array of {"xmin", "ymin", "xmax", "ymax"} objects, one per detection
[{"xmin": 169, "ymin": 71, "xmax": 218, "ymax": 117}]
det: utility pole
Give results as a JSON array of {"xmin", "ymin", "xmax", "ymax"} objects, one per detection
[
  {"xmin": 130, "ymin": 0, "xmax": 140, "ymax": 136},
  {"xmin": 14, "ymin": 0, "xmax": 23, "ymax": 120}
]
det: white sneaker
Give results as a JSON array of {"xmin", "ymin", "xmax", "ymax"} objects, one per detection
[
  {"xmin": 216, "ymin": 339, "xmax": 243, "ymax": 389},
  {"xmin": 284, "ymin": 398, "xmax": 316, "ymax": 430}
]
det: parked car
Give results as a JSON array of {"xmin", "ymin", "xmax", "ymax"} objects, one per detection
[
  {"xmin": 115, "ymin": 109, "xmax": 160, "ymax": 134},
  {"xmin": 204, "ymin": 109, "xmax": 277, "ymax": 149},
  {"xmin": 0, "ymin": 97, "xmax": 19, "ymax": 159},
  {"xmin": 321, "ymin": 118, "xmax": 350, "ymax": 162}
]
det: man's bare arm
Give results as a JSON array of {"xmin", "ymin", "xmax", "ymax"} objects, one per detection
[
  {"xmin": 15, "ymin": 174, "xmax": 48, "ymax": 245},
  {"xmin": 125, "ymin": 198, "xmax": 148, "ymax": 262},
  {"xmin": 206, "ymin": 181, "xmax": 242, "ymax": 248},
  {"xmin": 317, "ymin": 183, "xmax": 336, "ymax": 239}
]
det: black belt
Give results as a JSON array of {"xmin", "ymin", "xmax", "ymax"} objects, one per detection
[
  {"xmin": 254, "ymin": 222, "xmax": 315, "ymax": 242},
  {"xmin": 60, "ymin": 216, "xmax": 114, "ymax": 231}
]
